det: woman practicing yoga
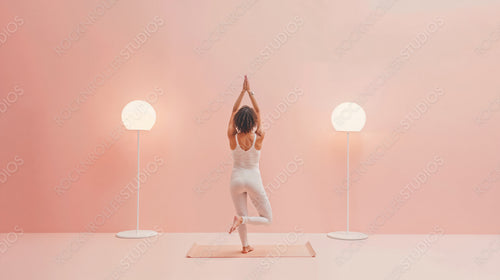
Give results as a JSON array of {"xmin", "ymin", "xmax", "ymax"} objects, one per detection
[{"xmin": 228, "ymin": 75, "xmax": 272, "ymax": 254}]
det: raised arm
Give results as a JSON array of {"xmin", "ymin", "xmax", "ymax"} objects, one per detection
[
  {"xmin": 227, "ymin": 77, "xmax": 248, "ymax": 137},
  {"xmin": 232, "ymin": 89, "xmax": 245, "ymax": 113},
  {"xmin": 246, "ymin": 79, "xmax": 264, "ymax": 136}
]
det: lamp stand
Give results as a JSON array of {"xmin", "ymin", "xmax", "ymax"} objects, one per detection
[
  {"xmin": 117, "ymin": 130, "xmax": 158, "ymax": 239},
  {"xmin": 327, "ymin": 132, "xmax": 368, "ymax": 240}
]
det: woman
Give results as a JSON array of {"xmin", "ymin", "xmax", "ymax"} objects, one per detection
[{"xmin": 227, "ymin": 75, "xmax": 272, "ymax": 254}]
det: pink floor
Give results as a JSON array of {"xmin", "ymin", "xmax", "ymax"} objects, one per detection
[{"xmin": 0, "ymin": 232, "xmax": 499, "ymax": 279}]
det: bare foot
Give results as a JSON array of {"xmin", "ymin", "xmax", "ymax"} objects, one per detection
[
  {"xmin": 229, "ymin": 215, "xmax": 243, "ymax": 234},
  {"xmin": 242, "ymin": 245, "xmax": 254, "ymax": 254}
]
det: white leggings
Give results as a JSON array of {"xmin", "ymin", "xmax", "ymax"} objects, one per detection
[{"xmin": 230, "ymin": 167, "xmax": 272, "ymax": 247}]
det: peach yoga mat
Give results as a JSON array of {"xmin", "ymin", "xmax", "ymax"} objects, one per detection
[{"xmin": 186, "ymin": 241, "xmax": 316, "ymax": 258}]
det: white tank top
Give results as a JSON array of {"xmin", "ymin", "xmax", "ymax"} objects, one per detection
[{"xmin": 232, "ymin": 133, "xmax": 260, "ymax": 169}]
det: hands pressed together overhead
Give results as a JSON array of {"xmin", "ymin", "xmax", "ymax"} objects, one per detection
[{"xmin": 242, "ymin": 75, "xmax": 251, "ymax": 93}]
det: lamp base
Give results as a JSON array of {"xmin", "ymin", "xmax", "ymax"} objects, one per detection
[
  {"xmin": 116, "ymin": 230, "xmax": 158, "ymax": 239},
  {"xmin": 327, "ymin": 231, "xmax": 368, "ymax": 240}
]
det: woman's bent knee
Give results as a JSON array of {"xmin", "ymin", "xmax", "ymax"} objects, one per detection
[{"xmin": 265, "ymin": 215, "xmax": 272, "ymax": 224}]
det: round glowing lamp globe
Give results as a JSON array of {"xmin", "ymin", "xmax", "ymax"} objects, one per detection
[
  {"xmin": 331, "ymin": 102, "xmax": 366, "ymax": 132},
  {"xmin": 121, "ymin": 100, "xmax": 156, "ymax": 131}
]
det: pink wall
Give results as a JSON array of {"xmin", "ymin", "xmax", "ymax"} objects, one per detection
[{"xmin": 0, "ymin": 0, "xmax": 499, "ymax": 234}]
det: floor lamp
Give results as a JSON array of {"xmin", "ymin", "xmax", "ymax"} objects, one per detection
[
  {"xmin": 116, "ymin": 100, "xmax": 158, "ymax": 239},
  {"xmin": 327, "ymin": 102, "xmax": 368, "ymax": 240}
]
